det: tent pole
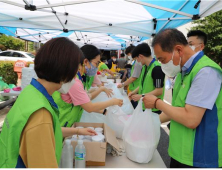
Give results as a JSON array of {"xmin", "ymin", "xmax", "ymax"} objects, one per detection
[
  {"xmin": 45, "ymin": 0, "xmax": 68, "ymax": 32},
  {"xmin": 23, "ymin": 0, "xmax": 30, "ymax": 6},
  {"xmin": 22, "ymin": 28, "xmax": 41, "ymax": 42},
  {"xmin": 2, "ymin": 26, "xmax": 17, "ymax": 37},
  {"xmin": 125, "ymin": 0, "xmax": 193, "ymax": 18},
  {"xmin": 158, "ymin": 0, "xmax": 189, "ymax": 32},
  {"xmin": 0, "ymin": 0, "xmax": 24, "ymax": 8},
  {"xmin": 36, "ymin": 0, "xmax": 105, "ymax": 9}
]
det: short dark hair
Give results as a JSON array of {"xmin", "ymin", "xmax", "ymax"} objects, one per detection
[
  {"xmin": 125, "ymin": 45, "xmax": 135, "ymax": 55},
  {"xmin": 110, "ymin": 51, "xmax": 117, "ymax": 58},
  {"xmin": 152, "ymin": 28, "xmax": 188, "ymax": 52},
  {"xmin": 132, "ymin": 43, "xmax": 151, "ymax": 58},
  {"xmin": 120, "ymin": 53, "xmax": 125, "ymax": 58},
  {"xmin": 187, "ymin": 30, "xmax": 207, "ymax": 45},
  {"xmin": 101, "ymin": 55, "xmax": 107, "ymax": 61},
  {"xmin": 34, "ymin": 37, "xmax": 82, "ymax": 83},
  {"xmin": 80, "ymin": 44, "xmax": 101, "ymax": 61}
]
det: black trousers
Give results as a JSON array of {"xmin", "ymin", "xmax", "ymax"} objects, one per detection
[
  {"xmin": 170, "ymin": 157, "xmax": 222, "ymax": 168},
  {"xmin": 170, "ymin": 158, "xmax": 197, "ymax": 168}
]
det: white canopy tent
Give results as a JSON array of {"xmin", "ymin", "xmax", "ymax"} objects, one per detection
[
  {"xmin": 0, "ymin": 27, "xmax": 146, "ymax": 49},
  {"xmin": 0, "ymin": 0, "xmax": 222, "ymax": 49}
]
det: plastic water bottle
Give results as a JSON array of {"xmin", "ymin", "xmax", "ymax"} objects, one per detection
[
  {"xmin": 61, "ymin": 139, "xmax": 73, "ymax": 168},
  {"xmin": 75, "ymin": 140, "xmax": 86, "ymax": 168}
]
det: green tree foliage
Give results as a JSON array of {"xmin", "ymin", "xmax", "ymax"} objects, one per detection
[
  {"xmin": 0, "ymin": 44, "xmax": 6, "ymax": 51},
  {"xmin": 190, "ymin": 10, "xmax": 222, "ymax": 66},
  {"xmin": 0, "ymin": 34, "xmax": 24, "ymax": 51},
  {"xmin": 28, "ymin": 41, "xmax": 34, "ymax": 51},
  {"xmin": 0, "ymin": 61, "xmax": 18, "ymax": 85}
]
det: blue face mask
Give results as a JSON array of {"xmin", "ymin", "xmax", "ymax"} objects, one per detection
[{"xmin": 85, "ymin": 62, "xmax": 98, "ymax": 77}]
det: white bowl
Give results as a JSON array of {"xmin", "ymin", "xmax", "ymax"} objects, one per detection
[
  {"xmin": 92, "ymin": 135, "xmax": 105, "ymax": 142},
  {"xmin": 87, "ymin": 127, "xmax": 95, "ymax": 130},
  {"xmin": 95, "ymin": 127, "xmax": 103, "ymax": 134}
]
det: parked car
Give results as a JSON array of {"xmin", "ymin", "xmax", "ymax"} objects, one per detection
[{"xmin": 0, "ymin": 50, "xmax": 35, "ymax": 62}]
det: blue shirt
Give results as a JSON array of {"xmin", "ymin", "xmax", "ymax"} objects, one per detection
[{"xmin": 182, "ymin": 52, "xmax": 222, "ymax": 110}]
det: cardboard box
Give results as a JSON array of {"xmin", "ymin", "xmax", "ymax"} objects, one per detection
[{"xmin": 70, "ymin": 122, "xmax": 120, "ymax": 166}]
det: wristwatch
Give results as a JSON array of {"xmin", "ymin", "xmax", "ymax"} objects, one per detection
[
  {"xmin": 103, "ymin": 109, "xmax": 107, "ymax": 115},
  {"xmin": 142, "ymin": 94, "xmax": 145, "ymax": 97}
]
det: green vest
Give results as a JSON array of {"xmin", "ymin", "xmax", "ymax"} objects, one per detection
[
  {"xmin": 0, "ymin": 85, "xmax": 63, "ymax": 168},
  {"xmin": 169, "ymin": 55, "xmax": 222, "ymax": 167},
  {"xmin": 139, "ymin": 60, "xmax": 165, "ymax": 111},
  {"xmin": 52, "ymin": 91, "xmax": 83, "ymax": 127},
  {"xmin": 129, "ymin": 61, "xmax": 141, "ymax": 92},
  {"xmin": 83, "ymin": 75, "xmax": 95, "ymax": 91}
]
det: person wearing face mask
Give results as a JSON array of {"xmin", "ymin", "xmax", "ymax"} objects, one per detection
[
  {"xmin": 143, "ymin": 28, "xmax": 222, "ymax": 168},
  {"xmin": 128, "ymin": 43, "xmax": 165, "ymax": 113},
  {"xmin": 0, "ymin": 38, "xmax": 97, "ymax": 168},
  {"xmin": 167, "ymin": 30, "xmax": 208, "ymax": 131},
  {"xmin": 52, "ymin": 53, "xmax": 123, "ymax": 128},
  {"xmin": 78, "ymin": 44, "xmax": 103, "ymax": 90},
  {"xmin": 187, "ymin": 30, "xmax": 207, "ymax": 53},
  {"xmin": 117, "ymin": 45, "xmax": 143, "ymax": 108},
  {"xmin": 107, "ymin": 52, "xmax": 118, "ymax": 72},
  {"xmin": 167, "ymin": 30, "xmax": 207, "ymax": 92}
]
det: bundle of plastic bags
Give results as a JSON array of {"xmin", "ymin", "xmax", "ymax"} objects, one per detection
[
  {"xmin": 106, "ymin": 106, "xmax": 130, "ymax": 139},
  {"xmin": 123, "ymin": 99, "xmax": 161, "ymax": 163}
]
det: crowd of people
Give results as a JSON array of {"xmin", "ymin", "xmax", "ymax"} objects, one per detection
[{"xmin": 0, "ymin": 28, "xmax": 221, "ymax": 168}]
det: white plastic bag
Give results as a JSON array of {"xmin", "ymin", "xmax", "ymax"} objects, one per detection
[
  {"xmin": 106, "ymin": 106, "xmax": 130, "ymax": 139},
  {"xmin": 80, "ymin": 111, "xmax": 106, "ymax": 123},
  {"xmin": 123, "ymin": 99, "xmax": 160, "ymax": 163},
  {"xmin": 90, "ymin": 83, "xmax": 134, "ymax": 115}
]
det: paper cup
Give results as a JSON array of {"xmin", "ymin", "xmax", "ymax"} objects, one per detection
[{"xmin": 95, "ymin": 127, "xmax": 103, "ymax": 134}]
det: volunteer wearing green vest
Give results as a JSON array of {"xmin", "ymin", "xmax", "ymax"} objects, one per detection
[
  {"xmin": 0, "ymin": 38, "xmax": 97, "ymax": 168},
  {"xmin": 143, "ymin": 28, "xmax": 222, "ymax": 168},
  {"xmin": 117, "ymin": 45, "xmax": 142, "ymax": 109},
  {"xmin": 128, "ymin": 43, "xmax": 165, "ymax": 114},
  {"xmin": 80, "ymin": 44, "xmax": 102, "ymax": 90},
  {"xmin": 52, "ymin": 54, "xmax": 123, "ymax": 128}
]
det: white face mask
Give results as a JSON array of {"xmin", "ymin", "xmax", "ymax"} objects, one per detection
[
  {"xmin": 113, "ymin": 58, "xmax": 117, "ymax": 62},
  {"xmin": 128, "ymin": 55, "xmax": 132, "ymax": 60},
  {"xmin": 161, "ymin": 51, "xmax": 181, "ymax": 78},
  {"xmin": 58, "ymin": 79, "xmax": 75, "ymax": 94},
  {"xmin": 189, "ymin": 45, "xmax": 200, "ymax": 51}
]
